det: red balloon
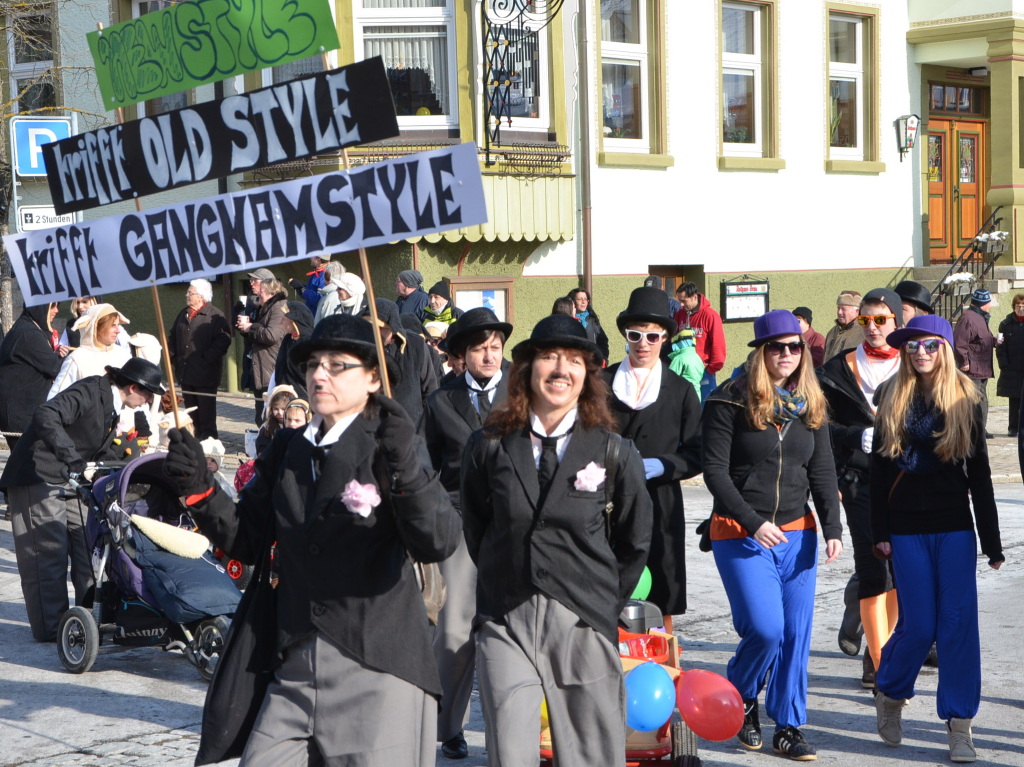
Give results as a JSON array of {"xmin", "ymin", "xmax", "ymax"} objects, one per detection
[{"xmin": 674, "ymin": 669, "xmax": 744, "ymax": 742}]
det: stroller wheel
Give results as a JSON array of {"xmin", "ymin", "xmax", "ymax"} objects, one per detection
[
  {"xmin": 670, "ymin": 719, "xmax": 699, "ymax": 759},
  {"xmin": 193, "ymin": 616, "xmax": 230, "ymax": 682},
  {"xmin": 218, "ymin": 553, "xmax": 253, "ymax": 591},
  {"xmin": 57, "ymin": 606, "xmax": 99, "ymax": 674}
]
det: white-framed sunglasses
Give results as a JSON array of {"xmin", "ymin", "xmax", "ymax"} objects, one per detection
[{"xmin": 625, "ymin": 329, "xmax": 667, "ymax": 344}]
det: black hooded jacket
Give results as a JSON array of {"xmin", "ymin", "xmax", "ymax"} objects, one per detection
[
  {"xmin": 0, "ymin": 306, "xmax": 62, "ymax": 438},
  {"xmin": 273, "ymin": 302, "xmax": 314, "ymax": 399},
  {"xmin": 366, "ymin": 299, "xmax": 438, "ymax": 423}
]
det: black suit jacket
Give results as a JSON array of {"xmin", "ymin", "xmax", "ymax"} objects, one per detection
[
  {"xmin": 461, "ymin": 424, "xmax": 652, "ymax": 642},
  {"xmin": 0, "ymin": 375, "xmax": 119, "ymax": 489},
  {"xmin": 420, "ymin": 361, "xmax": 510, "ymax": 507},
  {"xmin": 168, "ymin": 303, "xmax": 232, "ymax": 389},
  {"xmin": 190, "ymin": 397, "xmax": 461, "ymax": 697}
]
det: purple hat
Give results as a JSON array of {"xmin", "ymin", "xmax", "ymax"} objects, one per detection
[
  {"xmin": 748, "ymin": 310, "xmax": 803, "ymax": 347},
  {"xmin": 885, "ymin": 314, "xmax": 954, "ymax": 348}
]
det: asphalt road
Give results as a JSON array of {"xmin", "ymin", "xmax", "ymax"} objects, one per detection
[{"xmin": 1, "ymin": 447, "xmax": 1023, "ymax": 765}]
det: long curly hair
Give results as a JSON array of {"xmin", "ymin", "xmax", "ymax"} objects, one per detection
[
  {"xmin": 486, "ymin": 346, "xmax": 616, "ymax": 436},
  {"xmin": 744, "ymin": 342, "xmax": 827, "ymax": 430},
  {"xmin": 875, "ymin": 341, "xmax": 979, "ymax": 462}
]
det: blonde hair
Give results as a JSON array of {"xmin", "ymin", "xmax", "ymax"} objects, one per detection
[
  {"xmin": 876, "ymin": 341, "xmax": 979, "ymax": 463},
  {"xmin": 744, "ymin": 343, "xmax": 827, "ymax": 429}
]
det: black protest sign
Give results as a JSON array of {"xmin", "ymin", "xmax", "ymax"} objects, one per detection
[{"xmin": 42, "ymin": 57, "xmax": 399, "ymax": 216}]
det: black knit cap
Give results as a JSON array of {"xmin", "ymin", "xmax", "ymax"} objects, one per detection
[
  {"xmin": 428, "ymin": 281, "xmax": 451, "ymax": 302},
  {"xmin": 861, "ymin": 288, "xmax": 906, "ymax": 328},
  {"xmin": 512, "ymin": 314, "xmax": 599, "ymax": 361}
]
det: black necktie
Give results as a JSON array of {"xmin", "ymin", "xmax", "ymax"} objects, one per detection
[
  {"xmin": 310, "ymin": 445, "xmax": 329, "ymax": 480},
  {"xmin": 472, "ymin": 388, "xmax": 492, "ymax": 421},
  {"xmin": 532, "ymin": 425, "xmax": 573, "ymax": 505}
]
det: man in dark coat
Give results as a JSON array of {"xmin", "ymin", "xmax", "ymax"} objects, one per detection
[
  {"xmin": 0, "ymin": 303, "xmax": 62, "ymax": 450},
  {"xmin": 419, "ymin": 308, "xmax": 512, "ymax": 760},
  {"xmin": 236, "ymin": 268, "xmax": 289, "ymax": 425},
  {"xmin": 996, "ymin": 293, "xmax": 1024, "ymax": 437},
  {"xmin": 606, "ymin": 287, "xmax": 702, "ymax": 634},
  {"xmin": 0, "ymin": 358, "xmax": 164, "ymax": 641},
  {"xmin": 460, "ymin": 314, "xmax": 652, "ymax": 766},
  {"xmin": 168, "ymin": 279, "xmax": 232, "ymax": 440},
  {"xmin": 363, "ymin": 298, "xmax": 438, "ymax": 424},
  {"xmin": 954, "ymin": 288, "xmax": 999, "ymax": 438},
  {"xmin": 395, "ymin": 269, "xmax": 429, "ymax": 321}
]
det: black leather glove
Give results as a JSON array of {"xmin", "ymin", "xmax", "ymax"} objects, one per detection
[
  {"xmin": 377, "ymin": 398, "xmax": 425, "ymax": 491},
  {"xmin": 289, "ymin": 278, "xmax": 306, "ymax": 292},
  {"xmin": 63, "ymin": 458, "xmax": 87, "ymax": 482},
  {"xmin": 163, "ymin": 428, "xmax": 213, "ymax": 497}
]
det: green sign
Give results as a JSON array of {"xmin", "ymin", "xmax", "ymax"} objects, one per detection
[{"xmin": 88, "ymin": 0, "xmax": 341, "ymax": 111}]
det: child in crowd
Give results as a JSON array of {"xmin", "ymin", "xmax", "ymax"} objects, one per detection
[
  {"xmin": 200, "ymin": 438, "xmax": 236, "ymax": 501},
  {"xmin": 284, "ymin": 399, "xmax": 311, "ymax": 429},
  {"xmin": 254, "ymin": 384, "xmax": 297, "ymax": 455}
]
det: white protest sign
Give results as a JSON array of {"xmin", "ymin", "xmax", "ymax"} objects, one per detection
[{"xmin": 6, "ymin": 143, "xmax": 487, "ymax": 306}]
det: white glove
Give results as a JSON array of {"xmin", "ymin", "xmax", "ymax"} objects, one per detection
[
  {"xmin": 642, "ymin": 458, "xmax": 665, "ymax": 480},
  {"xmin": 861, "ymin": 427, "xmax": 875, "ymax": 454}
]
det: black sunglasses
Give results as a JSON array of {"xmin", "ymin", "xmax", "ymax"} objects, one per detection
[{"xmin": 764, "ymin": 341, "xmax": 805, "ymax": 355}]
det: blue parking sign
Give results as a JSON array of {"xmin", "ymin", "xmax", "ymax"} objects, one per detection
[{"xmin": 12, "ymin": 117, "xmax": 72, "ymax": 177}]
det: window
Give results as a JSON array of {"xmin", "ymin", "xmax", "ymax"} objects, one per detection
[
  {"xmin": 134, "ymin": 0, "xmax": 189, "ymax": 116},
  {"xmin": 600, "ymin": 0, "xmax": 649, "ymax": 151},
  {"xmin": 8, "ymin": 12, "xmax": 56, "ymax": 113},
  {"xmin": 721, "ymin": 3, "xmax": 764, "ymax": 156},
  {"xmin": 828, "ymin": 12, "xmax": 866, "ymax": 160},
  {"xmin": 484, "ymin": 23, "xmax": 550, "ymax": 135},
  {"xmin": 264, "ymin": 54, "xmax": 327, "ymax": 88},
  {"xmin": 353, "ymin": 0, "xmax": 457, "ymax": 129}
]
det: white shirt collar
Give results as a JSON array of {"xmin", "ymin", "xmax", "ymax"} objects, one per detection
[
  {"xmin": 111, "ymin": 385, "xmax": 124, "ymax": 415},
  {"xmin": 464, "ymin": 368, "xmax": 503, "ymax": 393},
  {"xmin": 529, "ymin": 408, "xmax": 577, "ymax": 439},
  {"xmin": 302, "ymin": 412, "xmax": 360, "ymax": 448}
]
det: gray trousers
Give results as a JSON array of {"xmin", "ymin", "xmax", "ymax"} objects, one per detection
[
  {"xmin": 476, "ymin": 595, "xmax": 626, "ymax": 767},
  {"xmin": 241, "ymin": 632, "xmax": 435, "ymax": 767},
  {"xmin": 433, "ymin": 535, "xmax": 477, "ymax": 741},
  {"xmin": 9, "ymin": 482, "xmax": 94, "ymax": 642}
]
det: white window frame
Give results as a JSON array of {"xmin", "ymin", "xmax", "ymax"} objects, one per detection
[
  {"xmin": 828, "ymin": 13, "xmax": 864, "ymax": 161},
  {"xmin": 483, "ymin": 21, "xmax": 551, "ymax": 134},
  {"xmin": 600, "ymin": 0, "xmax": 650, "ymax": 153},
  {"xmin": 352, "ymin": 0, "xmax": 458, "ymax": 129},
  {"xmin": 7, "ymin": 11, "xmax": 55, "ymax": 114},
  {"xmin": 721, "ymin": 2, "xmax": 763, "ymax": 158}
]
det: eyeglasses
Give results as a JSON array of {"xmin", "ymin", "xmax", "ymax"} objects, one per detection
[
  {"xmin": 904, "ymin": 339, "xmax": 945, "ymax": 354},
  {"xmin": 625, "ymin": 329, "xmax": 667, "ymax": 344},
  {"xmin": 299, "ymin": 359, "xmax": 368, "ymax": 376},
  {"xmin": 856, "ymin": 314, "xmax": 896, "ymax": 327},
  {"xmin": 764, "ymin": 341, "xmax": 805, "ymax": 355}
]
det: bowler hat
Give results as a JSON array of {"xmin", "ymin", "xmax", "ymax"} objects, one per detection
[
  {"xmin": 445, "ymin": 308, "xmax": 513, "ymax": 356},
  {"xmin": 894, "ymin": 280, "xmax": 933, "ymax": 314},
  {"xmin": 748, "ymin": 310, "xmax": 803, "ymax": 347},
  {"xmin": 861, "ymin": 288, "xmax": 906, "ymax": 328},
  {"xmin": 105, "ymin": 358, "xmax": 166, "ymax": 395},
  {"xmin": 971, "ymin": 288, "xmax": 992, "ymax": 305},
  {"xmin": 886, "ymin": 314, "xmax": 954, "ymax": 348},
  {"xmin": 512, "ymin": 314, "xmax": 599, "ymax": 361},
  {"xmin": 793, "ymin": 306, "xmax": 813, "ymax": 324},
  {"xmin": 289, "ymin": 313, "xmax": 379, "ymax": 365},
  {"xmin": 616, "ymin": 287, "xmax": 678, "ymax": 337}
]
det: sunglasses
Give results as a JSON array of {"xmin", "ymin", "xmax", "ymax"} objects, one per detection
[
  {"xmin": 856, "ymin": 314, "xmax": 896, "ymax": 326},
  {"xmin": 299, "ymin": 359, "xmax": 368, "ymax": 376},
  {"xmin": 904, "ymin": 338, "xmax": 946, "ymax": 354},
  {"xmin": 764, "ymin": 341, "xmax": 805, "ymax": 355},
  {"xmin": 625, "ymin": 329, "xmax": 666, "ymax": 344}
]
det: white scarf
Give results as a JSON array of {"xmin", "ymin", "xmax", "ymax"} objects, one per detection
[
  {"xmin": 854, "ymin": 344, "xmax": 900, "ymax": 413},
  {"xmin": 612, "ymin": 357, "xmax": 662, "ymax": 411}
]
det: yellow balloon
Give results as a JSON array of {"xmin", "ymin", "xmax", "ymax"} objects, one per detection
[
  {"xmin": 540, "ymin": 698, "xmax": 549, "ymax": 727},
  {"xmin": 415, "ymin": 107, "xmax": 432, "ymax": 116}
]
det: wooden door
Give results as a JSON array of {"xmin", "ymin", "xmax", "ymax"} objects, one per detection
[{"xmin": 928, "ymin": 118, "xmax": 987, "ymax": 262}]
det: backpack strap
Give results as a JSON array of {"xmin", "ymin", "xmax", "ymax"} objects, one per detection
[{"xmin": 604, "ymin": 432, "xmax": 622, "ymax": 541}]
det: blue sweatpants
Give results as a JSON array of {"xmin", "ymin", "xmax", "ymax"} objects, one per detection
[
  {"xmin": 876, "ymin": 531, "xmax": 981, "ymax": 720},
  {"xmin": 712, "ymin": 530, "xmax": 818, "ymax": 729}
]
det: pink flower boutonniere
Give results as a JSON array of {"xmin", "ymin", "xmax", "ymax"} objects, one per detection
[
  {"xmin": 340, "ymin": 479, "xmax": 381, "ymax": 518},
  {"xmin": 574, "ymin": 462, "xmax": 606, "ymax": 492}
]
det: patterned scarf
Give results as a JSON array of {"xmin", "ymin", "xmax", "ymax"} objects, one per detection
[
  {"xmin": 774, "ymin": 385, "xmax": 807, "ymax": 423},
  {"xmin": 897, "ymin": 397, "xmax": 943, "ymax": 474},
  {"xmin": 187, "ymin": 302, "xmax": 205, "ymax": 322}
]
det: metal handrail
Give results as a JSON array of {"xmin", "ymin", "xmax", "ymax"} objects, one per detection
[{"xmin": 929, "ymin": 206, "xmax": 1006, "ymax": 323}]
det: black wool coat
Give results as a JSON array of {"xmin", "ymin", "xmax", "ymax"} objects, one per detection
[
  {"xmin": 189, "ymin": 397, "xmax": 462, "ymax": 697},
  {"xmin": 605, "ymin": 363, "xmax": 702, "ymax": 614},
  {"xmin": 996, "ymin": 312, "xmax": 1024, "ymax": 398},
  {"xmin": 168, "ymin": 303, "xmax": 232, "ymax": 390},
  {"xmin": 461, "ymin": 424, "xmax": 653, "ymax": 643},
  {"xmin": 420, "ymin": 361, "xmax": 510, "ymax": 507},
  {"xmin": 0, "ymin": 307, "xmax": 63, "ymax": 436},
  {"xmin": 0, "ymin": 375, "xmax": 119, "ymax": 489}
]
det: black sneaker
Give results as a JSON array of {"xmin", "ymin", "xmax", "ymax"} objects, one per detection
[
  {"xmin": 441, "ymin": 732, "xmax": 468, "ymax": 759},
  {"xmin": 862, "ymin": 651, "xmax": 876, "ymax": 689},
  {"xmin": 773, "ymin": 727, "xmax": 817, "ymax": 761},
  {"xmin": 738, "ymin": 698, "xmax": 762, "ymax": 749}
]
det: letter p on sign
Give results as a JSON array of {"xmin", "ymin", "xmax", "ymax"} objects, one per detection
[{"xmin": 11, "ymin": 117, "xmax": 72, "ymax": 177}]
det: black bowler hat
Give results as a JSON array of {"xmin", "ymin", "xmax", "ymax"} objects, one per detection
[
  {"xmin": 894, "ymin": 280, "xmax": 933, "ymax": 314},
  {"xmin": 616, "ymin": 287, "xmax": 678, "ymax": 337},
  {"xmin": 512, "ymin": 314, "xmax": 599, "ymax": 361},
  {"xmin": 288, "ymin": 313, "xmax": 401, "ymax": 383},
  {"xmin": 445, "ymin": 308, "xmax": 513, "ymax": 357},
  {"xmin": 105, "ymin": 358, "xmax": 166, "ymax": 395}
]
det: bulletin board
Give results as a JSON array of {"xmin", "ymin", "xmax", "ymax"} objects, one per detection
[{"xmin": 720, "ymin": 278, "xmax": 770, "ymax": 322}]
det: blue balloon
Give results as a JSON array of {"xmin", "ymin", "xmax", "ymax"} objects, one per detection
[{"xmin": 624, "ymin": 661, "xmax": 676, "ymax": 732}]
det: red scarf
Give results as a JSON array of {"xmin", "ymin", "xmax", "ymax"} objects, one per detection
[
  {"xmin": 187, "ymin": 302, "xmax": 206, "ymax": 322},
  {"xmin": 49, "ymin": 329, "xmax": 58, "ymax": 351},
  {"xmin": 1015, "ymin": 313, "xmax": 1024, "ymax": 324},
  {"xmin": 862, "ymin": 341, "xmax": 899, "ymax": 360}
]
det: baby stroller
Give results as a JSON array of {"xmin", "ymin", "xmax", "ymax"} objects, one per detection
[{"xmin": 57, "ymin": 453, "xmax": 241, "ymax": 680}]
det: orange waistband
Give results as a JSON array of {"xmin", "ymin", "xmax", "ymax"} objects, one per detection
[{"xmin": 710, "ymin": 511, "xmax": 817, "ymax": 541}]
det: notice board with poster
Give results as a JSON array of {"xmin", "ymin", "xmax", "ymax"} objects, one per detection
[{"xmin": 720, "ymin": 278, "xmax": 770, "ymax": 322}]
